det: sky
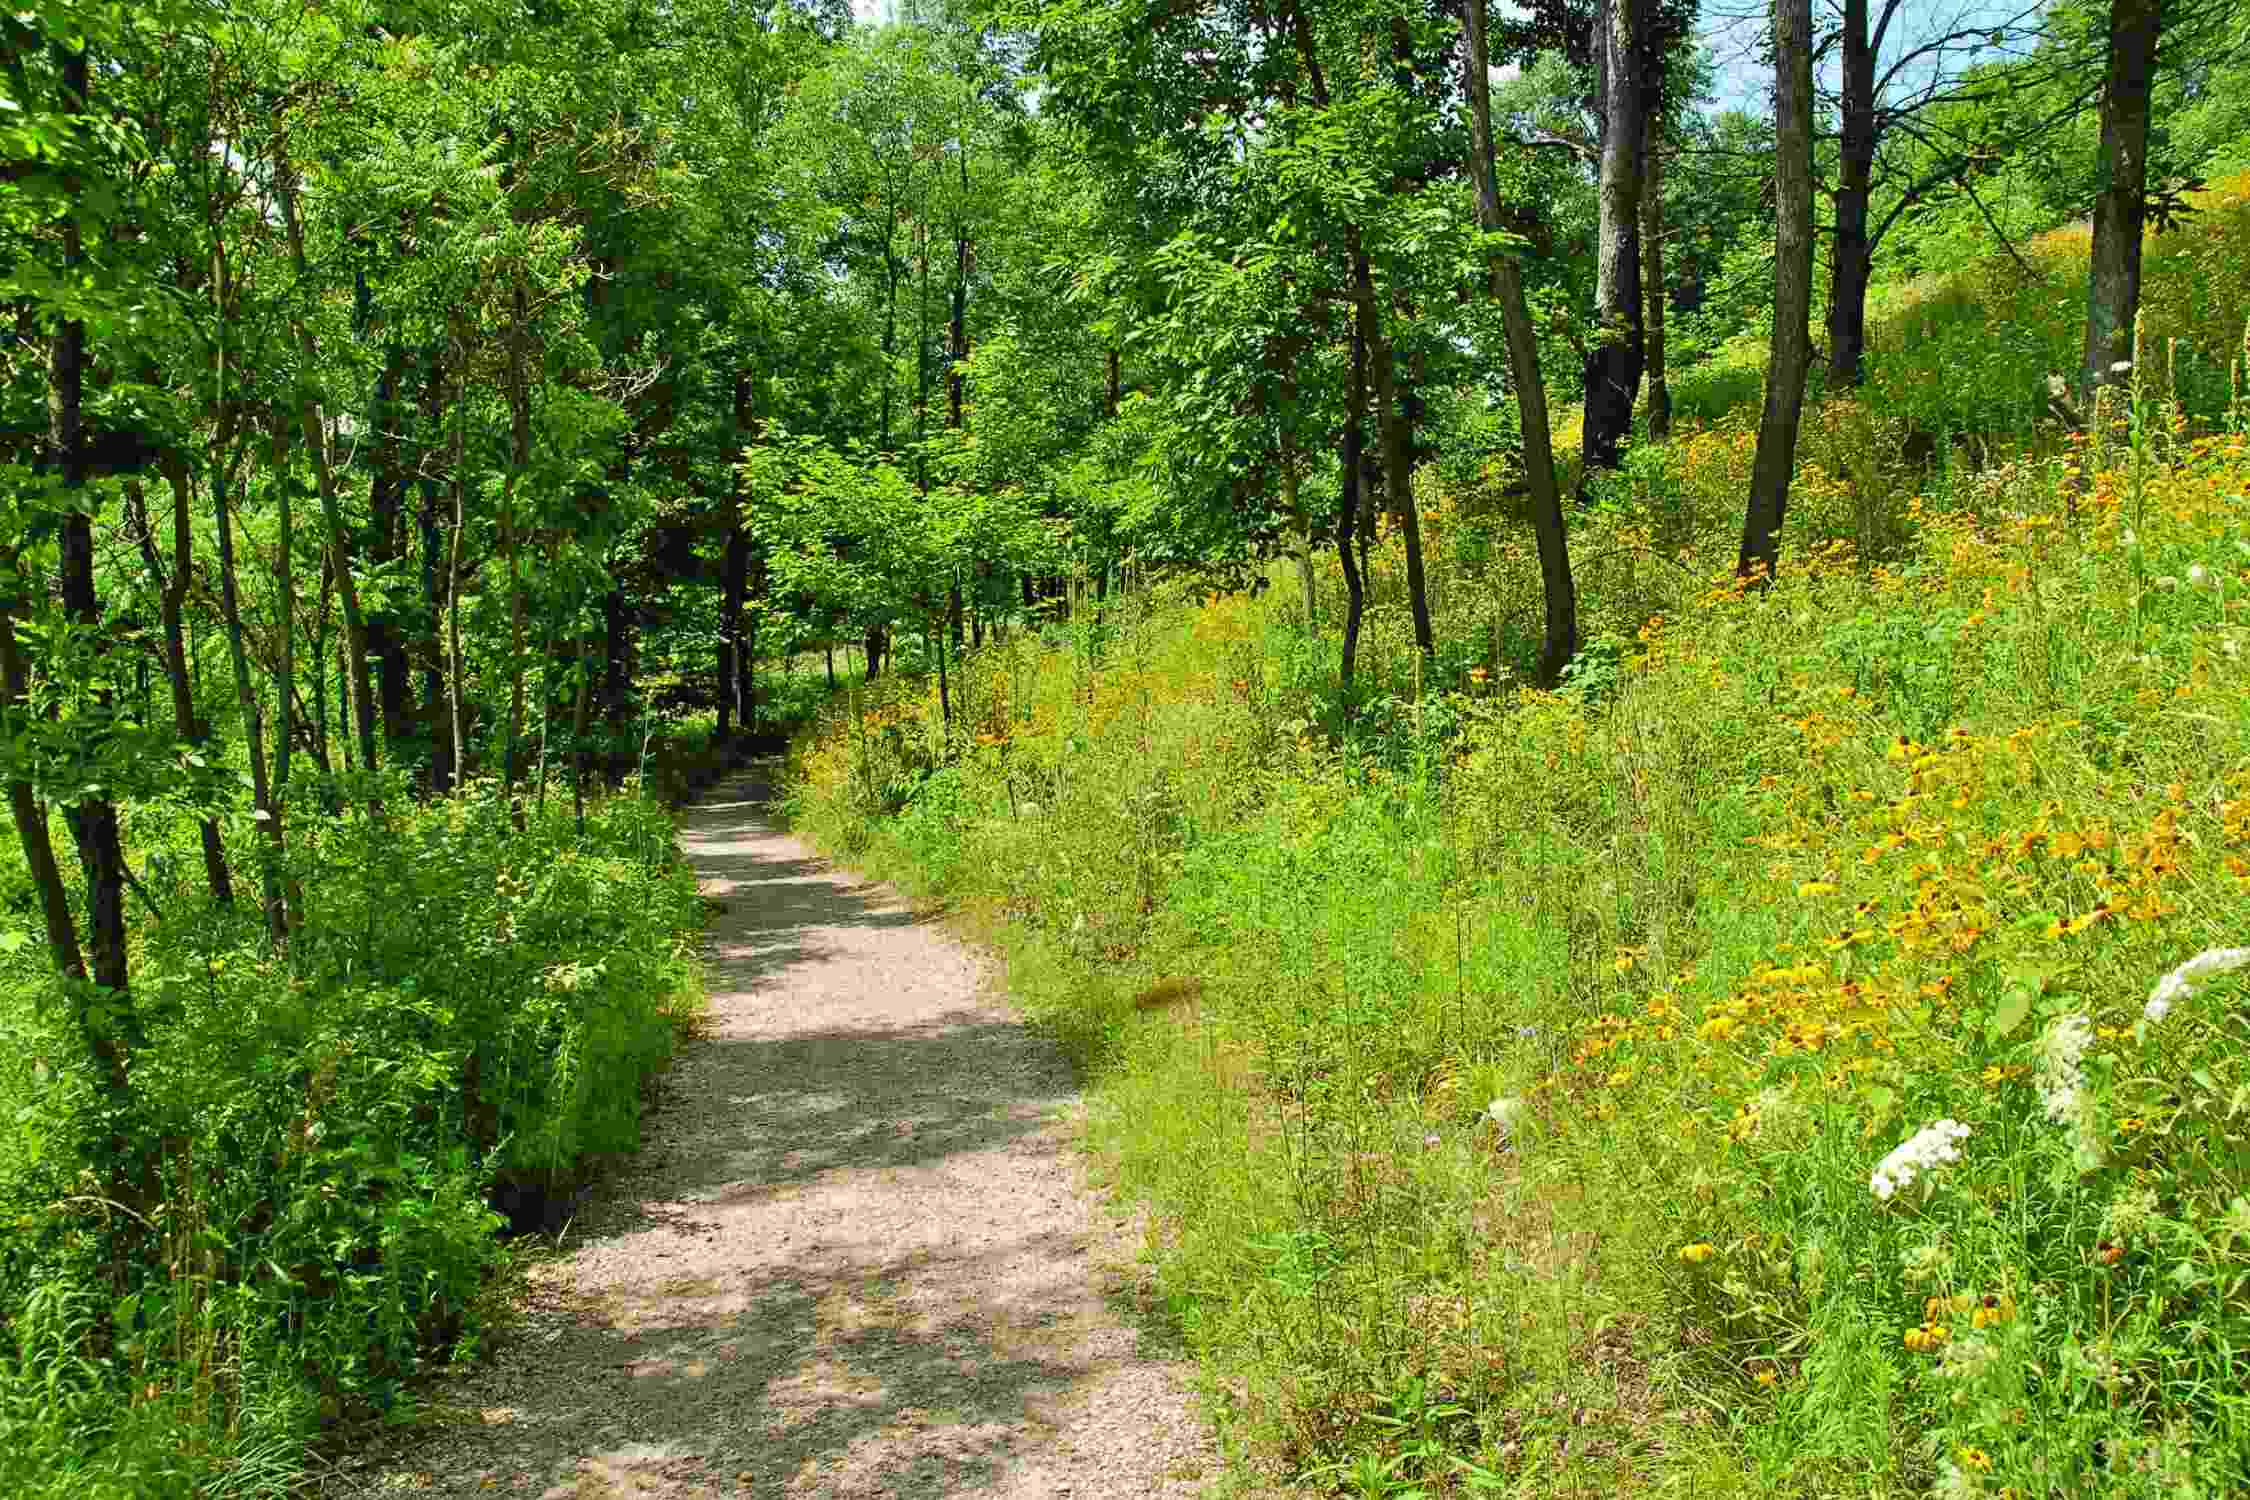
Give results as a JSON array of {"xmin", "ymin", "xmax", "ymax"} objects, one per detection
[{"xmin": 844, "ymin": 0, "xmax": 2057, "ymax": 120}]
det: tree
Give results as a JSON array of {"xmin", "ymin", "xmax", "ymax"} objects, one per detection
[
  {"xmin": 2082, "ymin": 0, "xmax": 2165, "ymax": 401},
  {"xmin": 1466, "ymin": 0, "xmax": 1577, "ymax": 685},
  {"xmin": 1739, "ymin": 0, "xmax": 1814, "ymax": 580}
]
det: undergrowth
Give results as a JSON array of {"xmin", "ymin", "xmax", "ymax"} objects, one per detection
[{"xmin": 0, "ymin": 776, "xmax": 704, "ymax": 1497}]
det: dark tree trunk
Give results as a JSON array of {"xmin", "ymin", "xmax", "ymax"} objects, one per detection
[
  {"xmin": 49, "ymin": 46, "xmax": 132, "ymax": 1037},
  {"xmin": 865, "ymin": 626, "xmax": 887, "ymax": 681},
  {"xmin": 1468, "ymin": 0, "xmax": 1577, "ymax": 684},
  {"xmin": 2083, "ymin": 0, "xmax": 2163, "ymax": 401},
  {"xmin": 1580, "ymin": 0, "xmax": 1646, "ymax": 491},
  {"xmin": 1827, "ymin": 0, "xmax": 1877, "ymax": 389},
  {"xmin": 500, "ymin": 284, "xmax": 533, "ymax": 822},
  {"xmin": 1336, "ymin": 331, "xmax": 1369, "ymax": 695},
  {"xmin": 1741, "ymin": 0, "xmax": 1816, "ymax": 580},
  {"xmin": 880, "ymin": 257, "xmax": 900, "ymax": 450}
]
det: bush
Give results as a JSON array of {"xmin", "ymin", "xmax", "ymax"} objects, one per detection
[{"xmin": 0, "ymin": 780, "xmax": 703, "ymax": 1495}]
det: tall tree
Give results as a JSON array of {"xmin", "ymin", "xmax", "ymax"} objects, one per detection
[
  {"xmin": 1739, "ymin": 0, "xmax": 1814, "ymax": 580},
  {"xmin": 1466, "ymin": 0, "xmax": 1577, "ymax": 685},
  {"xmin": 2082, "ymin": 0, "xmax": 2165, "ymax": 401},
  {"xmin": 1581, "ymin": 0, "xmax": 1647, "ymax": 490}
]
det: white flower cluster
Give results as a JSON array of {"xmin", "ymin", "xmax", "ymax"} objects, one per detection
[
  {"xmin": 2037, "ymin": 1014, "xmax": 2093, "ymax": 1123},
  {"xmin": 2038, "ymin": 1013, "xmax": 2107, "ymax": 1169},
  {"xmin": 1485, "ymin": 1096, "xmax": 1525, "ymax": 1139},
  {"xmin": 2145, "ymin": 946, "xmax": 2250, "ymax": 1024},
  {"xmin": 1871, "ymin": 1119, "xmax": 1971, "ymax": 1201}
]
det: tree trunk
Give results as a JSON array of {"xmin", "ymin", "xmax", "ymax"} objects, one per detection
[
  {"xmin": 1349, "ymin": 244, "xmax": 1433, "ymax": 655},
  {"xmin": 135, "ymin": 462, "xmax": 233, "ymax": 903},
  {"xmin": 369, "ymin": 344, "xmax": 413, "ymax": 745},
  {"xmin": 716, "ymin": 371, "xmax": 753, "ymax": 741},
  {"xmin": 271, "ymin": 419, "xmax": 296, "ymax": 815},
  {"xmin": 212, "ymin": 417, "xmax": 288, "ymax": 942},
  {"xmin": 1642, "ymin": 141, "xmax": 1673, "ymax": 438},
  {"xmin": 880, "ymin": 257, "xmax": 900, "ymax": 450},
  {"xmin": 1740, "ymin": 0, "xmax": 1816, "ymax": 581},
  {"xmin": 736, "ymin": 372, "xmax": 764, "ymax": 737},
  {"xmin": 0, "ymin": 589, "xmax": 87, "ymax": 984},
  {"xmin": 48, "ymin": 105, "xmax": 133, "ymax": 1027},
  {"xmin": 1337, "ymin": 330, "xmax": 1369, "ymax": 696},
  {"xmin": 448, "ymin": 363, "xmax": 471, "ymax": 791},
  {"xmin": 1468, "ymin": 0, "xmax": 1578, "ymax": 684},
  {"xmin": 1826, "ymin": 0, "xmax": 1876, "ymax": 389},
  {"xmin": 1580, "ymin": 0, "xmax": 1647, "ymax": 491},
  {"xmin": 572, "ymin": 634, "xmax": 595, "ymax": 836},
  {"xmin": 419, "ymin": 349, "xmax": 452, "ymax": 795},
  {"xmin": 501, "ymin": 284, "xmax": 533, "ymax": 824},
  {"xmin": 949, "ymin": 206, "xmax": 970, "ymax": 433},
  {"xmin": 2083, "ymin": 0, "xmax": 2163, "ymax": 401}
]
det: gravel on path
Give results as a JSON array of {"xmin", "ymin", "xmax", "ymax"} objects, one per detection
[{"xmin": 321, "ymin": 768, "xmax": 1220, "ymax": 1499}]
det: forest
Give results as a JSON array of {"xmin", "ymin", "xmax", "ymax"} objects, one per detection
[{"xmin": 6, "ymin": 0, "xmax": 2250, "ymax": 1492}]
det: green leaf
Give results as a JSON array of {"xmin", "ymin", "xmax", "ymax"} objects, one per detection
[{"xmin": 1987, "ymin": 982, "xmax": 2032, "ymax": 1043}]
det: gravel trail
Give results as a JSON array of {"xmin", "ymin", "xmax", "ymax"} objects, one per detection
[{"xmin": 324, "ymin": 768, "xmax": 1217, "ymax": 1499}]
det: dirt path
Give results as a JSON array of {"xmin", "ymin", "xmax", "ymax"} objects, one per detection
[{"xmin": 324, "ymin": 769, "xmax": 1218, "ymax": 1498}]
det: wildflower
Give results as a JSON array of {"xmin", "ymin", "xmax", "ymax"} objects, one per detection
[
  {"xmin": 1903, "ymin": 1321, "xmax": 1950, "ymax": 1353},
  {"xmin": 1753, "ymin": 1367, "xmax": 1778, "ymax": 1387},
  {"xmin": 2145, "ymin": 945, "xmax": 2250, "ymax": 1022},
  {"xmin": 1871, "ymin": 1119, "xmax": 1972, "ymax": 1201},
  {"xmin": 2189, "ymin": 563, "xmax": 2217, "ymax": 592},
  {"xmin": 1485, "ymin": 1096, "xmax": 1525, "ymax": 1137},
  {"xmin": 2037, "ymin": 1015, "xmax": 2092, "ymax": 1124},
  {"xmin": 1678, "ymin": 1242, "xmax": 1716, "ymax": 1265}
]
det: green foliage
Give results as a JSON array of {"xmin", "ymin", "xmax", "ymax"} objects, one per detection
[{"xmin": 0, "ymin": 784, "xmax": 701, "ymax": 1493}]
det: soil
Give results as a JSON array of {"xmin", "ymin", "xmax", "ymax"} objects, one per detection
[{"xmin": 320, "ymin": 767, "xmax": 1221, "ymax": 1498}]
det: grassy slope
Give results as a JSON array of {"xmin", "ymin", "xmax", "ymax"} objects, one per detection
[{"xmin": 787, "ymin": 192, "xmax": 2250, "ymax": 1497}]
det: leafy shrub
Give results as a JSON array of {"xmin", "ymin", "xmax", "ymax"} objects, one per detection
[{"xmin": 0, "ymin": 781, "xmax": 702, "ymax": 1495}]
